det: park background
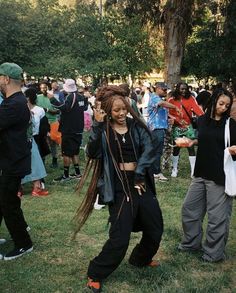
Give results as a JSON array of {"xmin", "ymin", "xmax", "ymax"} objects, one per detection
[
  {"xmin": 1, "ymin": 0, "xmax": 236, "ymax": 88},
  {"xmin": 1, "ymin": 0, "xmax": 236, "ymax": 292}
]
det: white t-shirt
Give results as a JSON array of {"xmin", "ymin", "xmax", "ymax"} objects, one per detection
[{"xmin": 31, "ymin": 105, "xmax": 45, "ymax": 135}]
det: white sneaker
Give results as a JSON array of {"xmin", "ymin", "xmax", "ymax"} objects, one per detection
[
  {"xmin": 41, "ymin": 182, "xmax": 45, "ymax": 190},
  {"xmin": 0, "ymin": 253, "xmax": 3, "ymax": 260},
  {"xmin": 171, "ymin": 168, "xmax": 178, "ymax": 178},
  {"xmin": 154, "ymin": 173, "xmax": 168, "ymax": 181},
  {"xmin": 94, "ymin": 203, "xmax": 105, "ymax": 210},
  {"xmin": 0, "ymin": 239, "xmax": 6, "ymax": 245}
]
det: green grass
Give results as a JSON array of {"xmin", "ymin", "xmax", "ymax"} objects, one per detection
[{"xmin": 0, "ymin": 148, "xmax": 236, "ymax": 293}]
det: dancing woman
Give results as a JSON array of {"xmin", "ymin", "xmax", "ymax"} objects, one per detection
[{"xmin": 74, "ymin": 85, "xmax": 163, "ymax": 292}]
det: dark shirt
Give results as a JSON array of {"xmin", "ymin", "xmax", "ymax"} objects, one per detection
[
  {"xmin": 194, "ymin": 115, "xmax": 236, "ymax": 185},
  {"xmin": 115, "ymin": 131, "xmax": 137, "ymax": 163},
  {"xmin": 0, "ymin": 91, "xmax": 31, "ymax": 177},
  {"xmin": 50, "ymin": 92, "xmax": 88, "ymax": 134}
]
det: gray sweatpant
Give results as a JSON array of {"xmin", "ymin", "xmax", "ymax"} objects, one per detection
[{"xmin": 180, "ymin": 177, "xmax": 233, "ymax": 262}]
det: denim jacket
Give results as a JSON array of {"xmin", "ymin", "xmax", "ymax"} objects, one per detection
[{"xmin": 86, "ymin": 118, "xmax": 157, "ymax": 204}]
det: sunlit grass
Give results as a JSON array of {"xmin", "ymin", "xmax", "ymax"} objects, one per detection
[{"xmin": 0, "ymin": 148, "xmax": 235, "ymax": 293}]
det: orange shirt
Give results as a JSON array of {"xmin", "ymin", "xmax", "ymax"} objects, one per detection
[{"xmin": 168, "ymin": 95, "xmax": 204, "ymax": 127}]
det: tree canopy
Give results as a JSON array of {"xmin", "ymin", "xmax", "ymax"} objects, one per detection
[
  {"xmin": 183, "ymin": 0, "xmax": 236, "ymax": 82},
  {"xmin": 0, "ymin": 0, "xmax": 160, "ymax": 82},
  {"xmin": 1, "ymin": 0, "xmax": 236, "ymax": 84}
]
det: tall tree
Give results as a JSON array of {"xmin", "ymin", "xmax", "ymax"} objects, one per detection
[
  {"xmin": 105, "ymin": 0, "xmax": 195, "ymax": 88},
  {"xmin": 222, "ymin": 0, "xmax": 236, "ymax": 82},
  {"xmin": 161, "ymin": 0, "xmax": 194, "ymax": 86}
]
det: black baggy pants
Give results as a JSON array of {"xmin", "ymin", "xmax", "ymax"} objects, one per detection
[
  {"xmin": 87, "ymin": 172, "xmax": 163, "ymax": 281},
  {"xmin": 0, "ymin": 175, "xmax": 32, "ymax": 248}
]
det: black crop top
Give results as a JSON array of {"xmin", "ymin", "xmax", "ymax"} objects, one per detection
[{"xmin": 114, "ymin": 131, "xmax": 137, "ymax": 163}]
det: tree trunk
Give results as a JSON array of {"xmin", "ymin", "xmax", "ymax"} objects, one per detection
[{"xmin": 163, "ymin": 0, "xmax": 194, "ymax": 89}]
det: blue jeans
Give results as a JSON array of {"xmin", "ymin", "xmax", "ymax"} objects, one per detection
[{"xmin": 151, "ymin": 129, "xmax": 165, "ymax": 174}]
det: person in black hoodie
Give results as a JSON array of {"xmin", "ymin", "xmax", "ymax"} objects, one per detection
[
  {"xmin": 49, "ymin": 79, "xmax": 87, "ymax": 182},
  {"xmin": 0, "ymin": 62, "xmax": 33, "ymax": 260}
]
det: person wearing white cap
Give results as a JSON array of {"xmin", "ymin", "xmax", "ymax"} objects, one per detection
[
  {"xmin": 138, "ymin": 81, "xmax": 151, "ymax": 122},
  {"xmin": 49, "ymin": 79, "xmax": 88, "ymax": 182}
]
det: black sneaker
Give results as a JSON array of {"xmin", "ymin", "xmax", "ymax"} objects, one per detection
[
  {"xmin": 53, "ymin": 175, "xmax": 71, "ymax": 183},
  {"xmin": 69, "ymin": 173, "xmax": 82, "ymax": 179},
  {"xmin": 4, "ymin": 245, "xmax": 33, "ymax": 260}
]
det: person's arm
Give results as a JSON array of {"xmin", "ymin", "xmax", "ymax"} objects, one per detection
[
  {"xmin": 45, "ymin": 107, "xmax": 60, "ymax": 115},
  {"xmin": 86, "ymin": 101, "xmax": 106, "ymax": 159},
  {"xmin": 167, "ymin": 98, "xmax": 187, "ymax": 126},
  {"xmin": 228, "ymin": 118, "xmax": 236, "ymax": 157},
  {"xmin": 134, "ymin": 126, "xmax": 156, "ymax": 193},
  {"xmin": 190, "ymin": 97, "xmax": 204, "ymax": 116},
  {"xmin": 86, "ymin": 121, "xmax": 104, "ymax": 159},
  {"xmin": 49, "ymin": 93, "xmax": 75, "ymax": 112},
  {"xmin": 159, "ymin": 99, "xmax": 181, "ymax": 115},
  {"xmin": 188, "ymin": 139, "xmax": 198, "ymax": 147}
]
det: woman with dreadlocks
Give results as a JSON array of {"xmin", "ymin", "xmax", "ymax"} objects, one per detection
[{"xmin": 74, "ymin": 85, "xmax": 163, "ymax": 292}]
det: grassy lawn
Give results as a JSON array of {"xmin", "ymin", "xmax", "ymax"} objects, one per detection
[{"xmin": 0, "ymin": 148, "xmax": 236, "ymax": 293}]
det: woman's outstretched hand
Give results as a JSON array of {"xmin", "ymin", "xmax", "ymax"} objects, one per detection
[{"xmin": 93, "ymin": 101, "xmax": 107, "ymax": 122}]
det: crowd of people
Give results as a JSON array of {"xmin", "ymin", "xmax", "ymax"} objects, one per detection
[{"xmin": 1, "ymin": 62, "xmax": 236, "ymax": 293}]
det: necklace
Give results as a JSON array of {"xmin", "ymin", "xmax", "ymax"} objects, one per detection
[
  {"xmin": 113, "ymin": 126, "xmax": 128, "ymax": 144},
  {"xmin": 121, "ymin": 133, "xmax": 126, "ymax": 143}
]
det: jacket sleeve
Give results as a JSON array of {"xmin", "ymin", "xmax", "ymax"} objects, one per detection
[
  {"xmin": 50, "ymin": 93, "xmax": 75, "ymax": 112},
  {"xmin": 134, "ymin": 126, "xmax": 156, "ymax": 180},
  {"xmin": 86, "ymin": 120, "xmax": 104, "ymax": 159}
]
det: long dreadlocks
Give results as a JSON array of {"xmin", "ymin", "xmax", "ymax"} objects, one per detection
[{"xmin": 73, "ymin": 85, "xmax": 149, "ymax": 236}]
